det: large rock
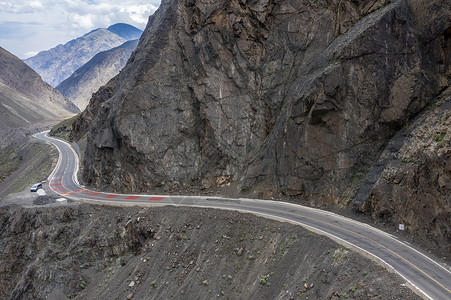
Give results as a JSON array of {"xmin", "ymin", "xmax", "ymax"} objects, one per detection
[
  {"xmin": 81, "ymin": 0, "xmax": 449, "ymax": 202},
  {"xmin": 357, "ymin": 88, "xmax": 451, "ymax": 258}
]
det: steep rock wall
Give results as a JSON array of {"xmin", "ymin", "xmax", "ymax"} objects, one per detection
[
  {"xmin": 81, "ymin": 0, "xmax": 449, "ymax": 204},
  {"xmin": 358, "ymin": 88, "xmax": 451, "ymax": 258},
  {"xmin": 71, "ymin": 0, "xmax": 451, "ymax": 259}
]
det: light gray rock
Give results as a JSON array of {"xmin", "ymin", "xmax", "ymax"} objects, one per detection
[
  {"xmin": 0, "ymin": 46, "xmax": 79, "ymax": 147},
  {"xmin": 56, "ymin": 40, "xmax": 139, "ymax": 111},
  {"xmin": 24, "ymin": 24, "xmax": 142, "ymax": 87}
]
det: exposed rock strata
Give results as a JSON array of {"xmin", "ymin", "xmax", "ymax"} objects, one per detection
[
  {"xmin": 0, "ymin": 47, "xmax": 79, "ymax": 148},
  {"xmin": 357, "ymin": 88, "xmax": 451, "ymax": 258},
  {"xmin": 81, "ymin": 0, "xmax": 449, "ymax": 198}
]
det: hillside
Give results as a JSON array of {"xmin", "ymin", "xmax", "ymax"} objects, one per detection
[
  {"xmin": 57, "ymin": 40, "xmax": 139, "ymax": 110},
  {"xmin": 72, "ymin": 0, "xmax": 450, "ymax": 259},
  {"xmin": 0, "ymin": 203, "xmax": 420, "ymax": 300},
  {"xmin": 23, "ymin": 24, "xmax": 142, "ymax": 87},
  {"xmin": 0, "ymin": 47, "xmax": 79, "ymax": 147}
]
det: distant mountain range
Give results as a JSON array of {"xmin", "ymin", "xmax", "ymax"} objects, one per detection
[
  {"xmin": 106, "ymin": 23, "xmax": 143, "ymax": 40},
  {"xmin": 57, "ymin": 39, "xmax": 139, "ymax": 110},
  {"xmin": 0, "ymin": 46, "xmax": 79, "ymax": 147},
  {"xmin": 24, "ymin": 23, "xmax": 142, "ymax": 87}
]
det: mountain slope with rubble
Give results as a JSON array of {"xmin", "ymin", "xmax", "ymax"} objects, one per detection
[{"xmin": 0, "ymin": 202, "xmax": 420, "ymax": 300}]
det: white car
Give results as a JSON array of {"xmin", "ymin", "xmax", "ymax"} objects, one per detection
[{"xmin": 31, "ymin": 183, "xmax": 42, "ymax": 192}]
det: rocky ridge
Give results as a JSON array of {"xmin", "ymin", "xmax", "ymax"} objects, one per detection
[
  {"xmin": 56, "ymin": 40, "xmax": 139, "ymax": 110},
  {"xmin": 24, "ymin": 24, "xmax": 142, "ymax": 87},
  {"xmin": 107, "ymin": 23, "xmax": 143, "ymax": 41},
  {"xmin": 0, "ymin": 46, "xmax": 79, "ymax": 148}
]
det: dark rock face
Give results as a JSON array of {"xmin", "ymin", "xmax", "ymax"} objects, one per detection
[
  {"xmin": 82, "ymin": 0, "xmax": 449, "ymax": 198},
  {"xmin": 57, "ymin": 40, "xmax": 139, "ymax": 110},
  {"xmin": 77, "ymin": 0, "xmax": 450, "ymax": 256},
  {"xmin": 358, "ymin": 88, "xmax": 451, "ymax": 258},
  {"xmin": 70, "ymin": 78, "xmax": 118, "ymax": 142}
]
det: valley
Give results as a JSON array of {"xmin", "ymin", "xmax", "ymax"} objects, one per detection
[{"xmin": 0, "ymin": 0, "xmax": 450, "ymax": 299}]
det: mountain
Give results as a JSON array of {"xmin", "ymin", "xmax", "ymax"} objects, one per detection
[
  {"xmin": 23, "ymin": 24, "xmax": 142, "ymax": 87},
  {"xmin": 56, "ymin": 39, "xmax": 139, "ymax": 111},
  {"xmin": 0, "ymin": 47, "xmax": 79, "ymax": 145},
  {"xmin": 107, "ymin": 23, "xmax": 143, "ymax": 40},
  {"xmin": 73, "ymin": 0, "xmax": 450, "ymax": 258}
]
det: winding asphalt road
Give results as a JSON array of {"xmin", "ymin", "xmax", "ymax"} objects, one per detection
[{"xmin": 34, "ymin": 131, "xmax": 451, "ymax": 300}]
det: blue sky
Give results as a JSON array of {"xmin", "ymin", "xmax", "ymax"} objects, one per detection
[{"xmin": 0, "ymin": 0, "xmax": 161, "ymax": 59}]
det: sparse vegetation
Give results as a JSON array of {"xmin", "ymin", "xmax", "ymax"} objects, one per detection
[
  {"xmin": 433, "ymin": 132, "xmax": 445, "ymax": 142},
  {"xmin": 259, "ymin": 275, "xmax": 269, "ymax": 285},
  {"xmin": 0, "ymin": 139, "xmax": 57, "ymax": 197},
  {"xmin": 49, "ymin": 114, "xmax": 79, "ymax": 141},
  {"xmin": 350, "ymin": 285, "xmax": 359, "ymax": 292},
  {"xmin": 0, "ymin": 147, "xmax": 21, "ymax": 183}
]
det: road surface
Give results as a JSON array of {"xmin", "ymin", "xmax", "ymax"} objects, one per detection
[{"xmin": 34, "ymin": 131, "xmax": 451, "ymax": 300}]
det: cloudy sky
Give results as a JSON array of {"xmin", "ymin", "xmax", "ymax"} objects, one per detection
[{"xmin": 0, "ymin": 0, "xmax": 161, "ymax": 59}]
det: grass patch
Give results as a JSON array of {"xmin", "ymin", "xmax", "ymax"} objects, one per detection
[
  {"xmin": 433, "ymin": 132, "xmax": 445, "ymax": 142},
  {"xmin": 49, "ymin": 114, "xmax": 79, "ymax": 141}
]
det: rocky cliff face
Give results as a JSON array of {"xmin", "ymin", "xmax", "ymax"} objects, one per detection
[
  {"xmin": 81, "ymin": 0, "xmax": 449, "ymax": 197},
  {"xmin": 57, "ymin": 40, "xmax": 138, "ymax": 110},
  {"xmin": 77, "ymin": 0, "xmax": 450, "ymax": 256},
  {"xmin": 357, "ymin": 88, "xmax": 451, "ymax": 258},
  {"xmin": 0, "ymin": 47, "xmax": 79, "ymax": 116},
  {"xmin": 24, "ymin": 24, "xmax": 142, "ymax": 87}
]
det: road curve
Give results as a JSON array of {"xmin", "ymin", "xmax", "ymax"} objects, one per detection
[{"xmin": 34, "ymin": 131, "xmax": 451, "ymax": 300}]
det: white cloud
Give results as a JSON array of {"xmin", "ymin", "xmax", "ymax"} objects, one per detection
[
  {"xmin": 0, "ymin": 0, "xmax": 45, "ymax": 13},
  {"xmin": 71, "ymin": 14, "xmax": 95, "ymax": 29},
  {"xmin": 0, "ymin": 0, "xmax": 161, "ymax": 58},
  {"xmin": 29, "ymin": 1, "xmax": 43, "ymax": 9},
  {"xmin": 25, "ymin": 51, "xmax": 39, "ymax": 58},
  {"xmin": 123, "ymin": 4, "xmax": 158, "ymax": 25}
]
